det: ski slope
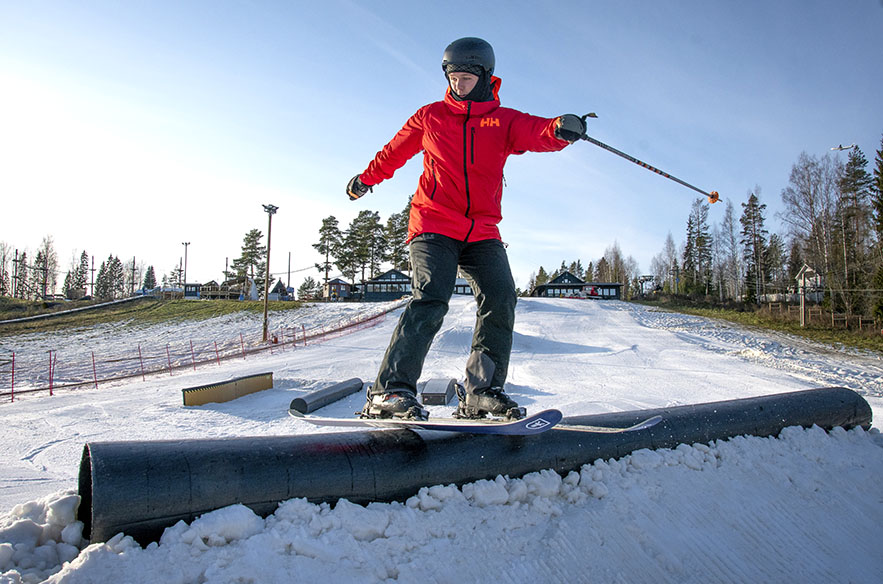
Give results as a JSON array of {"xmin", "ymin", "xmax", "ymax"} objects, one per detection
[{"xmin": 1, "ymin": 297, "xmax": 881, "ymax": 583}]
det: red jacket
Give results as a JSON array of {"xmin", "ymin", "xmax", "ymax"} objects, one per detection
[{"xmin": 360, "ymin": 77, "xmax": 569, "ymax": 243}]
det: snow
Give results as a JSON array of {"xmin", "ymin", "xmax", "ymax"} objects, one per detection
[{"xmin": 1, "ymin": 297, "xmax": 881, "ymax": 583}]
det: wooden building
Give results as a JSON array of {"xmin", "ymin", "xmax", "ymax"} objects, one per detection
[
  {"xmin": 530, "ymin": 271, "xmax": 622, "ymax": 300},
  {"xmin": 360, "ymin": 269, "xmax": 412, "ymax": 302},
  {"xmin": 323, "ymin": 278, "xmax": 352, "ymax": 301}
]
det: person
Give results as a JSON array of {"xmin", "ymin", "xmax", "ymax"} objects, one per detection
[{"xmin": 346, "ymin": 37, "xmax": 586, "ymax": 421}]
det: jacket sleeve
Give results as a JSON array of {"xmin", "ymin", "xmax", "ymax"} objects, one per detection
[
  {"xmin": 360, "ymin": 107, "xmax": 427, "ymax": 186},
  {"xmin": 507, "ymin": 112, "xmax": 569, "ymax": 155}
]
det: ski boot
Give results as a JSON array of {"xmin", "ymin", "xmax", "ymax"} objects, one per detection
[
  {"xmin": 454, "ymin": 383, "xmax": 526, "ymax": 420},
  {"xmin": 360, "ymin": 386, "xmax": 429, "ymax": 420}
]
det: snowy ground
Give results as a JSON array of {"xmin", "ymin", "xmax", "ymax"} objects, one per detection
[{"xmin": 1, "ymin": 297, "xmax": 881, "ymax": 583}]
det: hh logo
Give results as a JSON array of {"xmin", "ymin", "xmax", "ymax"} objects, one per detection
[{"xmin": 480, "ymin": 118, "xmax": 500, "ymax": 128}]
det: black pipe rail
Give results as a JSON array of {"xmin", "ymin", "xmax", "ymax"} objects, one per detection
[{"xmin": 78, "ymin": 387, "xmax": 872, "ymax": 544}]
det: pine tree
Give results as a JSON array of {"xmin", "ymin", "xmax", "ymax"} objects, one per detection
[
  {"xmin": 385, "ymin": 201, "xmax": 411, "ymax": 274},
  {"xmin": 30, "ymin": 250, "xmax": 47, "ymax": 299},
  {"xmin": 872, "ymin": 265, "xmax": 883, "ymax": 321},
  {"xmin": 0, "ymin": 243, "xmax": 10, "ymax": 297},
  {"xmin": 346, "ymin": 210, "xmax": 383, "ymax": 282},
  {"xmin": 740, "ymin": 188, "xmax": 769, "ymax": 304},
  {"xmin": 835, "ymin": 146, "xmax": 874, "ymax": 313},
  {"xmin": 15, "ymin": 251, "xmax": 29, "ymax": 299},
  {"xmin": 595, "ymin": 257, "xmax": 611, "ymax": 282},
  {"xmin": 297, "ymin": 276, "xmax": 322, "ymax": 300},
  {"xmin": 568, "ymin": 260, "xmax": 585, "ymax": 280},
  {"xmin": 94, "ymin": 258, "xmax": 109, "ymax": 300},
  {"xmin": 682, "ymin": 199, "xmax": 713, "ymax": 296},
  {"xmin": 764, "ymin": 233, "xmax": 787, "ymax": 297},
  {"xmin": 231, "ymin": 229, "xmax": 267, "ymax": 291},
  {"xmin": 313, "ymin": 216, "xmax": 342, "ymax": 288},
  {"xmin": 535, "ymin": 266, "xmax": 550, "ymax": 287},
  {"xmin": 143, "ymin": 266, "xmax": 157, "ymax": 290},
  {"xmin": 109, "ymin": 256, "xmax": 126, "ymax": 298},
  {"xmin": 871, "ymin": 134, "xmax": 883, "ymax": 246}
]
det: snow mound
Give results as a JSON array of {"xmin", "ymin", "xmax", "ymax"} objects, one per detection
[
  {"xmin": 0, "ymin": 425, "xmax": 877, "ymax": 584},
  {"xmin": 0, "ymin": 491, "xmax": 86, "ymax": 583}
]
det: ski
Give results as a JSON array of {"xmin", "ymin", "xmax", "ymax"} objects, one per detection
[
  {"xmin": 289, "ymin": 409, "xmax": 664, "ymax": 436},
  {"xmin": 289, "ymin": 408, "xmax": 563, "ymax": 436},
  {"xmin": 557, "ymin": 414, "xmax": 663, "ymax": 434}
]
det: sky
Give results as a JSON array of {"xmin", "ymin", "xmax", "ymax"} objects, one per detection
[{"xmin": 1, "ymin": 0, "xmax": 882, "ymax": 292}]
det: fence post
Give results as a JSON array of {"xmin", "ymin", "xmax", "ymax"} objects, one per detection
[
  {"xmin": 214, "ymin": 341, "xmax": 221, "ymax": 366},
  {"xmin": 190, "ymin": 340, "xmax": 197, "ymax": 371},
  {"xmin": 302, "ymin": 324, "xmax": 306, "ymax": 346},
  {"xmin": 10, "ymin": 352, "xmax": 14, "ymax": 402},
  {"xmin": 92, "ymin": 351, "xmax": 98, "ymax": 389},
  {"xmin": 166, "ymin": 344, "xmax": 173, "ymax": 376},
  {"xmin": 240, "ymin": 333, "xmax": 246, "ymax": 359},
  {"xmin": 138, "ymin": 344, "xmax": 146, "ymax": 381},
  {"xmin": 48, "ymin": 350, "xmax": 54, "ymax": 396}
]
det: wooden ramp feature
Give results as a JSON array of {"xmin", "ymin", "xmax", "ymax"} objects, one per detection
[{"xmin": 182, "ymin": 372, "xmax": 274, "ymax": 406}]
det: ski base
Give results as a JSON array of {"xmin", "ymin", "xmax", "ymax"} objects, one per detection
[{"xmin": 290, "ymin": 408, "xmax": 563, "ymax": 436}]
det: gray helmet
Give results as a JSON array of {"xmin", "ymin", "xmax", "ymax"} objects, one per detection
[{"xmin": 442, "ymin": 37, "xmax": 495, "ymax": 76}]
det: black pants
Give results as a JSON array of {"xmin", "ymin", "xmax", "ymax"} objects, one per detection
[{"xmin": 373, "ymin": 233, "xmax": 517, "ymax": 395}]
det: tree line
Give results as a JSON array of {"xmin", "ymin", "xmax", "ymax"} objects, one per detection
[
  {"xmin": 6, "ymin": 134, "xmax": 881, "ymax": 308},
  {"xmin": 648, "ymin": 137, "xmax": 883, "ymax": 317},
  {"xmin": 0, "ymin": 238, "xmax": 162, "ymax": 302},
  {"xmin": 525, "ymin": 135, "xmax": 883, "ymax": 315}
]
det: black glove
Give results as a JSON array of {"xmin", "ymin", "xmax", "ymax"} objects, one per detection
[
  {"xmin": 554, "ymin": 114, "xmax": 587, "ymax": 143},
  {"xmin": 346, "ymin": 175, "xmax": 373, "ymax": 200}
]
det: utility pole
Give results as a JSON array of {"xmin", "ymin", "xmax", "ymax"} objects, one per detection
[
  {"xmin": 262, "ymin": 204, "xmax": 278, "ymax": 342},
  {"xmin": 182, "ymin": 242, "xmax": 190, "ymax": 284}
]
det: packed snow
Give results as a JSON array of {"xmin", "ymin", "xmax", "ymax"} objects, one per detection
[{"xmin": 1, "ymin": 297, "xmax": 881, "ymax": 583}]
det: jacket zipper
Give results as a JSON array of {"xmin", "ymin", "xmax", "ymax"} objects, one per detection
[
  {"xmin": 470, "ymin": 127, "xmax": 475, "ymax": 164},
  {"xmin": 429, "ymin": 159, "xmax": 438, "ymax": 200},
  {"xmin": 462, "ymin": 102, "xmax": 475, "ymax": 241}
]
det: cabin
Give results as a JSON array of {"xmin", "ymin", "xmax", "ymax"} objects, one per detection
[
  {"xmin": 360, "ymin": 269, "xmax": 412, "ymax": 302},
  {"xmin": 268, "ymin": 279, "xmax": 291, "ymax": 301},
  {"xmin": 183, "ymin": 283, "xmax": 201, "ymax": 299},
  {"xmin": 530, "ymin": 270, "xmax": 623, "ymax": 300},
  {"xmin": 200, "ymin": 278, "xmax": 255, "ymax": 301},
  {"xmin": 323, "ymin": 278, "xmax": 353, "ymax": 301}
]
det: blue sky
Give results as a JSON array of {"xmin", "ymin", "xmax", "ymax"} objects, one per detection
[{"xmin": 2, "ymin": 0, "xmax": 882, "ymax": 291}]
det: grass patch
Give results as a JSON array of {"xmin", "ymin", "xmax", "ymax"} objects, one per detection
[
  {"xmin": 0, "ymin": 297, "xmax": 304, "ymax": 336},
  {"xmin": 635, "ymin": 298, "xmax": 883, "ymax": 354}
]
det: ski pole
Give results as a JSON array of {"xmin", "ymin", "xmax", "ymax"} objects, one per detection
[{"xmin": 579, "ymin": 114, "xmax": 719, "ymax": 204}]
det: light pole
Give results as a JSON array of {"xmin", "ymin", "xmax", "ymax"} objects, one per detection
[
  {"xmin": 182, "ymin": 242, "xmax": 190, "ymax": 285},
  {"xmin": 262, "ymin": 204, "xmax": 278, "ymax": 342}
]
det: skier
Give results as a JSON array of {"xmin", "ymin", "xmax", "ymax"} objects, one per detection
[{"xmin": 347, "ymin": 37, "xmax": 587, "ymax": 420}]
